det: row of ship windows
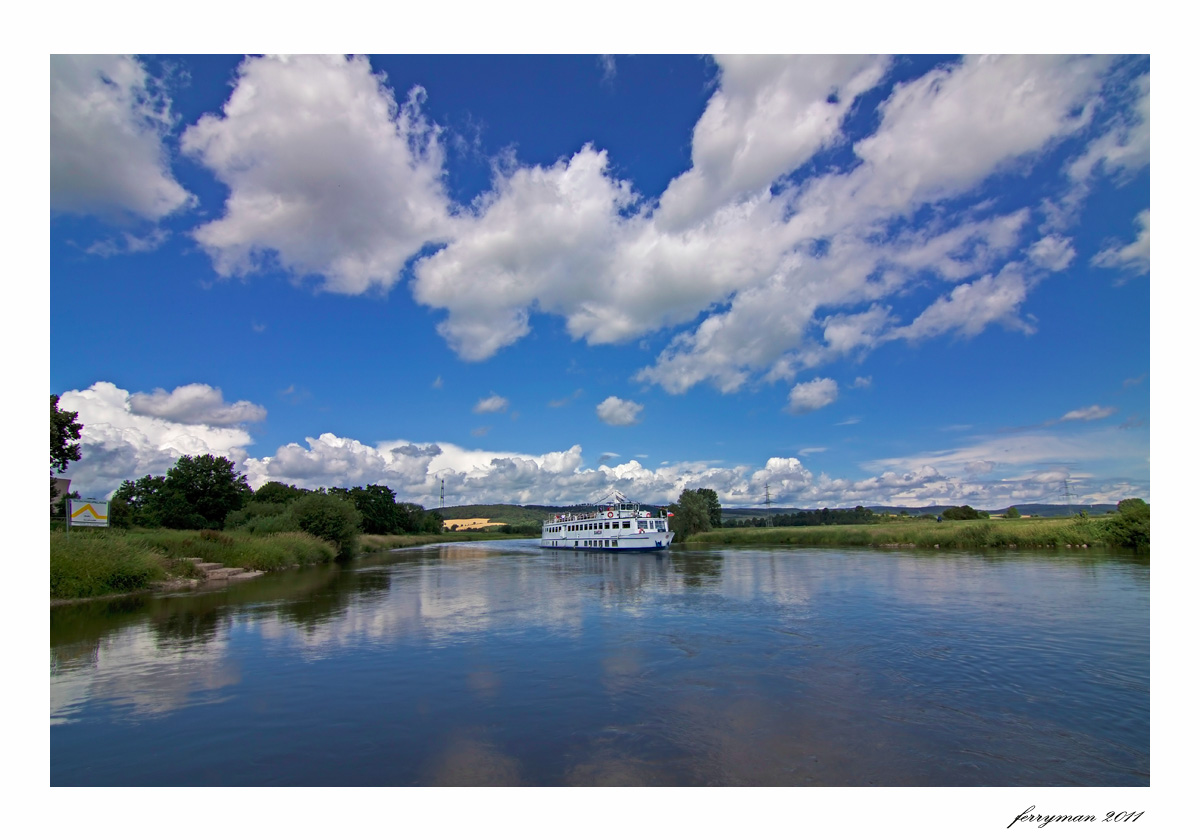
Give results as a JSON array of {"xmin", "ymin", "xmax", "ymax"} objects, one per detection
[{"xmin": 547, "ymin": 520, "xmax": 664, "ymax": 534}]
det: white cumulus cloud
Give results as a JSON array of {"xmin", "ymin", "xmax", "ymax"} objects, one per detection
[
  {"xmin": 787, "ymin": 378, "xmax": 838, "ymax": 414},
  {"xmin": 473, "ymin": 394, "xmax": 510, "ymax": 414},
  {"xmin": 1092, "ymin": 209, "xmax": 1149, "ymax": 276},
  {"xmin": 55, "ymin": 382, "xmax": 1145, "ymax": 509},
  {"xmin": 892, "ymin": 266, "xmax": 1036, "ymax": 341},
  {"xmin": 1028, "ymin": 234, "xmax": 1076, "ymax": 271},
  {"xmin": 182, "ymin": 54, "xmax": 453, "ymax": 294},
  {"xmin": 56, "ymin": 382, "xmax": 255, "ymax": 497},
  {"xmin": 634, "ymin": 56, "xmax": 1109, "ymax": 393},
  {"xmin": 655, "ymin": 55, "xmax": 890, "ymax": 229},
  {"xmin": 844, "ymin": 55, "xmax": 1108, "ymax": 215},
  {"xmin": 1068, "ymin": 69, "xmax": 1150, "ymax": 184},
  {"xmin": 173, "ymin": 54, "xmax": 1133, "ymax": 399},
  {"xmin": 1060, "ymin": 405, "xmax": 1118, "ymax": 423},
  {"xmin": 129, "ymin": 383, "xmax": 266, "ymax": 426},
  {"xmin": 596, "ymin": 396, "xmax": 644, "ymax": 426},
  {"xmin": 51, "ymin": 55, "xmax": 193, "ymax": 222}
]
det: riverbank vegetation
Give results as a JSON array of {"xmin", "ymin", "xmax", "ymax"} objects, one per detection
[
  {"xmin": 668, "ymin": 488, "xmax": 1147, "ymax": 552},
  {"xmin": 682, "ymin": 503, "xmax": 1149, "ymax": 552},
  {"xmin": 108, "ymin": 462, "xmax": 445, "ymax": 557},
  {"xmin": 50, "ymin": 446, "xmax": 531, "ymax": 599},
  {"xmin": 52, "ymin": 527, "xmax": 533, "ymax": 600},
  {"xmin": 50, "ymin": 528, "xmax": 338, "ymax": 600}
]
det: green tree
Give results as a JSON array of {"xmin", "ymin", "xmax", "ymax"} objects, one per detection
[
  {"xmin": 51, "ymin": 395, "xmax": 83, "ymax": 498},
  {"xmin": 107, "ymin": 495, "xmax": 132, "ymax": 529},
  {"xmin": 348, "ymin": 485, "xmax": 401, "ymax": 534},
  {"xmin": 1004, "ymin": 506, "xmax": 1021, "ymax": 519},
  {"xmin": 1117, "ymin": 497, "xmax": 1149, "ymax": 517},
  {"xmin": 1106, "ymin": 498, "xmax": 1149, "ymax": 551},
  {"xmin": 53, "ymin": 489, "xmax": 81, "ymax": 520},
  {"xmin": 396, "ymin": 501, "xmax": 443, "ymax": 534},
  {"xmin": 290, "ymin": 492, "xmax": 362, "ymax": 558},
  {"xmin": 254, "ymin": 481, "xmax": 308, "ymax": 505},
  {"xmin": 672, "ymin": 489, "xmax": 713, "ymax": 541},
  {"xmin": 422, "ymin": 508, "xmax": 445, "ymax": 534},
  {"xmin": 113, "ymin": 475, "xmax": 181, "ymax": 528},
  {"xmin": 942, "ymin": 504, "xmax": 984, "ymax": 520},
  {"xmin": 695, "ymin": 488, "xmax": 722, "ymax": 528},
  {"xmin": 164, "ymin": 454, "xmax": 252, "ymax": 530}
]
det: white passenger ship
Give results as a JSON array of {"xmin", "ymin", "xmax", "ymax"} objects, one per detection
[{"xmin": 541, "ymin": 491, "xmax": 675, "ymax": 551}]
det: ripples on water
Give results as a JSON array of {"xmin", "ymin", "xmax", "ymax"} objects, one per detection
[{"xmin": 51, "ymin": 542, "xmax": 1149, "ymax": 786}]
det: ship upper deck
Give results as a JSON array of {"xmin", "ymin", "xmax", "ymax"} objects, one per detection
[{"xmin": 543, "ymin": 501, "xmax": 663, "ymax": 525}]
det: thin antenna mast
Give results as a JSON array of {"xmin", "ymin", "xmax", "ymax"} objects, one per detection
[{"xmin": 765, "ymin": 482, "xmax": 773, "ymax": 527}]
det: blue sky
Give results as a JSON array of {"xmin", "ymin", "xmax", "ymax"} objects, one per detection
[{"xmin": 49, "ymin": 54, "xmax": 1150, "ymax": 510}]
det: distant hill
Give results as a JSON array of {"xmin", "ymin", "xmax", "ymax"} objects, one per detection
[
  {"xmin": 438, "ymin": 504, "xmax": 554, "ymax": 528},
  {"xmin": 721, "ymin": 507, "xmax": 804, "ymax": 521}
]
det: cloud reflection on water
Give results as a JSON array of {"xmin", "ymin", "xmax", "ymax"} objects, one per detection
[
  {"xmin": 51, "ymin": 544, "xmax": 1147, "ymax": 786},
  {"xmin": 51, "ymin": 622, "xmax": 238, "ymax": 725}
]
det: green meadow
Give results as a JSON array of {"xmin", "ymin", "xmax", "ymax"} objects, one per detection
[{"xmin": 683, "ymin": 515, "xmax": 1146, "ymax": 551}]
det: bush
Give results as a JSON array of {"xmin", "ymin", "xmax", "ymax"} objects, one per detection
[
  {"xmin": 289, "ymin": 493, "xmax": 362, "ymax": 559},
  {"xmin": 225, "ymin": 501, "xmax": 300, "ymax": 535},
  {"xmin": 1105, "ymin": 498, "xmax": 1150, "ymax": 552},
  {"xmin": 499, "ymin": 523, "xmax": 541, "ymax": 536},
  {"xmin": 222, "ymin": 531, "xmax": 336, "ymax": 570}
]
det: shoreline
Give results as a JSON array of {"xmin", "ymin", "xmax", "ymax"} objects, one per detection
[
  {"xmin": 681, "ymin": 515, "xmax": 1148, "ymax": 552},
  {"xmin": 51, "ymin": 530, "xmax": 526, "ymax": 605},
  {"xmin": 51, "ymin": 517, "xmax": 1147, "ymax": 605}
]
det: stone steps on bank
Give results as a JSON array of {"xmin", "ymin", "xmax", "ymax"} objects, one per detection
[{"xmin": 182, "ymin": 558, "xmax": 266, "ymax": 583}]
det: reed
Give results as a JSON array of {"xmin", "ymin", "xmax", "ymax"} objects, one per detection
[
  {"xmin": 684, "ymin": 516, "xmax": 1125, "ymax": 550},
  {"xmin": 130, "ymin": 529, "xmax": 336, "ymax": 570},
  {"xmin": 50, "ymin": 530, "xmax": 167, "ymax": 600},
  {"xmin": 51, "ymin": 528, "xmax": 338, "ymax": 599}
]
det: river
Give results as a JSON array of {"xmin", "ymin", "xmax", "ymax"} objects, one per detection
[{"xmin": 50, "ymin": 541, "xmax": 1149, "ymax": 786}]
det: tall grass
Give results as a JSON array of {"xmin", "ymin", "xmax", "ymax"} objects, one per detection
[
  {"xmin": 131, "ymin": 529, "xmax": 336, "ymax": 570},
  {"xmin": 685, "ymin": 516, "xmax": 1130, "ymax": 550},
  {"xmin": 50, "ymin": 530, "xmax": 167, "ymax": 600},
  {"xmin": 51, "ymin": 528, "xmax": 339, "ymax": 600}
]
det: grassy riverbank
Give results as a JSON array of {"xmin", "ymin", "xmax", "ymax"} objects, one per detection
[
  {"xmin": 52, "ymin": 528, "xmax": 532, "ymax": 600},
  {"xmin": 51, "ymin": 528, "xmax": 337, "ymax": 600},
  {"xmin": 682, "ymin": 516, "xmax": 1144, "ymax": 551}
]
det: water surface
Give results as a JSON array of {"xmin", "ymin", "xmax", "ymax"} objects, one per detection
[{"xmin": 51, "ymin": 541, "xmax": 1149, "ymax": 785}]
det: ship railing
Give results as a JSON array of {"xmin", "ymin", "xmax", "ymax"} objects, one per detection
[{"xmin": 543, "ymin": 506, "xmax": 655, "ymax": 526}]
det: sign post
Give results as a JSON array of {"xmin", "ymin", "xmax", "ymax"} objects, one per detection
[{"xmin": 68, "ymin": 498, "xmax": 110, "ymax": 530}]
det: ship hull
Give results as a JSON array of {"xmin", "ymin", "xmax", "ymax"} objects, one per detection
[{"xmin": 538, "ymin": 533, "xmax": 674, "ymax": 551}]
